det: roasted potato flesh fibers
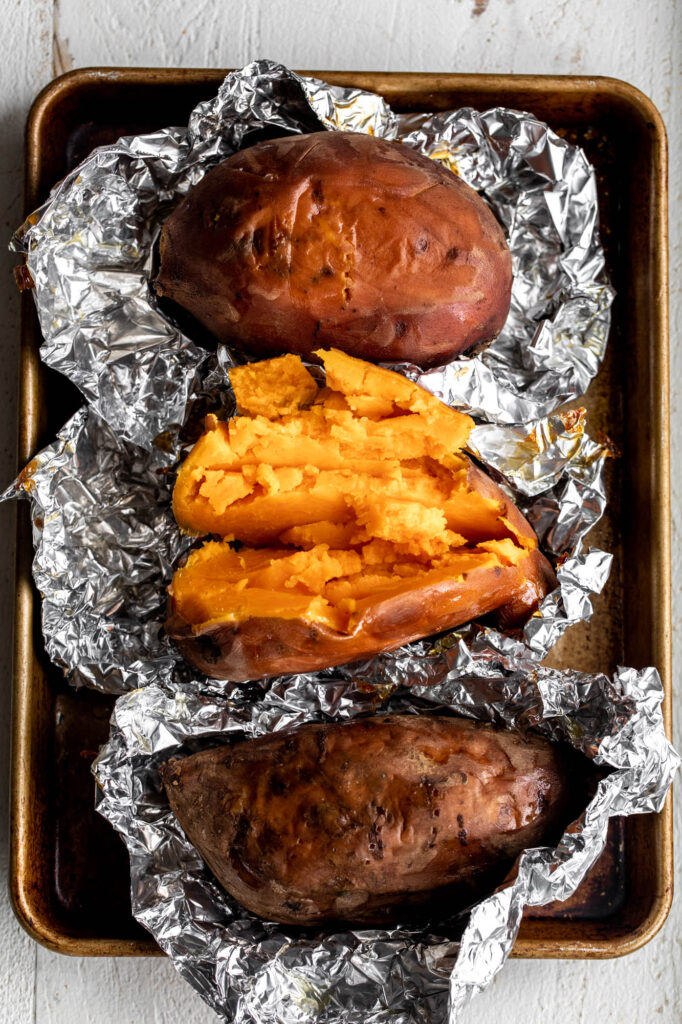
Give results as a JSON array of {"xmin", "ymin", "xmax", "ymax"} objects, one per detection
[
  {"xmin": 160, "ymin": 715, "xmax": 581, "ymax": 927},
  {"xmin": 168, "ymin": 350, "xmax": 556, "ymax": 679}
]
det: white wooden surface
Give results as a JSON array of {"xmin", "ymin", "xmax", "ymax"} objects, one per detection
[{"xmin": 0, "ymin": 1, "xmax": 680, "ymax": 1021}]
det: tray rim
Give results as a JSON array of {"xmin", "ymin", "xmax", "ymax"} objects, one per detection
[{"xmin": 10, "ymin": 65, "xmax": 672, "ymax": 959}]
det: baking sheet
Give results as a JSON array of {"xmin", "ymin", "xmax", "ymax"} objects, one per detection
[{"xmin": 9, "ymin": 66, "xmax": 672, "ymax": 963}]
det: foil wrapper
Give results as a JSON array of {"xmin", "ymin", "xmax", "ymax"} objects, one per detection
[
  {"xmin": 12, "ymin": 60, "xmax": 613, "ymax": 448},
  {"xmin": 4, "ymin": 394, "xmax": 612, "ymax": 694},
  {"xmin": 6, "ymin": 408, "xmax": 188, "ymax": 692},
  {"xmin": 7, "ymin": 59, "xmax": 671, "ymax": 1023},
  {"xmin": 94, "ymin": 646, "xmax": 679, "ymax": 1024}
]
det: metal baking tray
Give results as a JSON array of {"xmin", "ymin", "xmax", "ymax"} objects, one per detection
[{"xmin": 10, "ymin": 68, "xmax": 671, "ymax": 957}]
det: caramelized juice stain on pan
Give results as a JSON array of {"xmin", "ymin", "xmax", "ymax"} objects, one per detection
[{"xmin": 12, "ymin": 68, "xmax": 670, "ymax": 957}]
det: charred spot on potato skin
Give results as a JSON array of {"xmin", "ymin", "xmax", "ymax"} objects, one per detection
[
  {"xmin": 446, "ymin": 246, "xmax": 459, "ymax": 261},
  {"xmin": 420, "ymin": 775, "xmax": 440, "ymax": 806},
  {"xmin": 303, "ymin": 805, "xmax": 322, "ymax": 830},
  {"xmin": 284, "ymin": 900, "xmax": 303, "ymax": 913},
  {"xmin": 160, "ymin": 759, "xmax": 183, "ymax": 786},
  {"xmin": 458, "ymin": 828, "xmax": 468, "ymax": 846},
  {"xmin": 252, "ymin": 228, "xmax": 265, "ymax": 255},
  {"xmin": 232, "ymin": 812, "xmax": 251, "ymax": 849},
  {"xmin": 269, "ymin": 774, "xmax": 287, "ymax": 796},
  {"xmin": 312, "ymin": 182, "xmax": 325, "ymax": 205},
  {"xmin": 368, "ymin": 821, "xmax": 385, "ymax": 860},
  {"xmin": 320, "ymin": 265, "xmax": 334, "ymax": 278},
  {"xmin": 394, "ymin": 320, "xmax": 407, "ymax": 339},
  {"xmin": 316, "ymin": 731, "xmax": 328, "ymax": 764},
  {"xmin": 260, "ymin": 823, "xmax": 284, "ymax": 852},
  {"xmin": 194, "ymin": 634, "xmax": 224, "ymax": 665}
]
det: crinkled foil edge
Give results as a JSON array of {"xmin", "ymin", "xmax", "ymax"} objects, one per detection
[
  {"xmin": 7, "ymin": 59, "xmax": 672, "ymax": 1024},
  {"xmin": 12, "ymin": 60, "xmax": 614, "ymax": 448},
  {"xmin": 4, "ymin": 395, "xmax": 613, "ymax": 694},
  {"xmin": 94, "ymin": 650, "xmax": 679, "ymax": 1024}
]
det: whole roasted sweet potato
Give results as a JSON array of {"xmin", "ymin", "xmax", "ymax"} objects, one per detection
[
  {"xmin": 167, "ymin": 350, "xmax": 555, "ymax": 680},
  {"xmin": 160, "ymin": 715, "xmax": 581, "ymax": 927},
  {"xmin": 155, "ymin": 131, "xmax": 512, "ymax": 368}
]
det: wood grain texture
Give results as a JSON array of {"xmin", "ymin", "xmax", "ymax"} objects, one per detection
[
  {"xmin": 0, "ymin": 3, "xmax": 54, "ymax": 1022},
  {"xmin": 0, "ymin": 0, "xmax": 679, "ymax": 1021}
]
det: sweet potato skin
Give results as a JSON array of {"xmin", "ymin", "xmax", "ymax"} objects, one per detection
[
  {"xmin": 166, "ymin": 548, "xmax": 553, "ymax": 681},
  {"xmin": 160, "ymin": 715, "xmax": 578, "ymax": 927},
  {"xmin": 155, "ymin": 132, "xmax": 512, "ymax": 369},
  {"xmin": 165, "ymin": 457, "xmax": 556, "ymax": 682}
]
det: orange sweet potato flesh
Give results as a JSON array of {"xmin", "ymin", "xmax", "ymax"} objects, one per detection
[
  {"xmin": 154, "ymin": 132, "xmax": 512, "ymax": 369},
  {"xmin": 159, "ymin": 715, "xmax": 583, "ymax": 927},
  {"xmin": 167, "ymin": 351, "xmax": 555, "ymax": 681}
]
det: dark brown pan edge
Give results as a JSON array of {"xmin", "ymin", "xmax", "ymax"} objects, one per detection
[{"xmin": 10, "ymin": 67, "xmax": 671, "ymax": 957}]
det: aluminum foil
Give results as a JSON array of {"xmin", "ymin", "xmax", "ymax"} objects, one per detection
[
  {"xmin": 7, "ymin": 60, "xmax": 667, "ymax": 1024},
  {"xmin": 4, "ymin": 393, "xmax": 613, "ymax": 694},
  {"xmin": 93, "ymin": 643, "xmax": 679, "ymax": 1024},
  {"xmin": 11, "ymin": 60, "xmax": 613, "ymax": 448}
]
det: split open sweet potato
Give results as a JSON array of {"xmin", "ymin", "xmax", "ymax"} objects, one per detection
[
  {"xmin": 155, "ymin": 131, "xmax": 512, "ymax": 368},
  {"xmin": 160, "ymin": 715, "xmax": 582, "ymax": 927},
  {"xmin": 166, "ymin": 350, "xmax": 555, "ymax": 681}
]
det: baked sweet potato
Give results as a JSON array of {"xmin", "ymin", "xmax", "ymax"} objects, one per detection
[
  {"xmin": 167, "ymin": 350, "xmax": 555, "ymax": 680},
  {"xmin": 160, "ymin": 715, "xmax": 581, "ymax": 927},
  {"xmin": 155, "ymin": 131, "xmax": 512, "ymax": 369}
]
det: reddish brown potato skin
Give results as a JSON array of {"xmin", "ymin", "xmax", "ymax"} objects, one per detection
[
  {"xmin": 160, "ymin": 715, "xmax": 579, "ymax": 927},
  {"xmin": 155, "ymin": 132, "xmax": 512, "ymax": 369},
  {"xmin": 165, "ymin": 458, "xmax": 556, "ymax": 682},
  {"xmin": 166, "ymin": 547, "xmax": 553, "ymax": 682}
]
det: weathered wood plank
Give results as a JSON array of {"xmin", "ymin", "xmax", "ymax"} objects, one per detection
[
  {"xmin": 4, "ymin": 1, "xmax": 680, "ymax": 1022},
  {"xmin": 34, "ymin": 952, "xmax": 214, "ymax": 1023},
  {"xmin": 0, "ymin": 1, "xmax": 55, "ymax": 1022}
]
